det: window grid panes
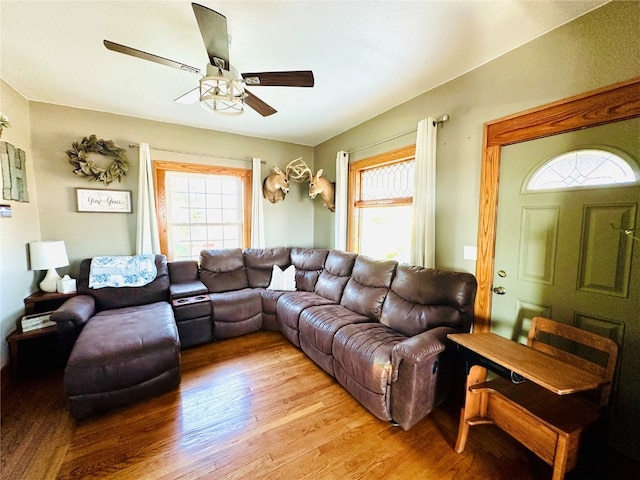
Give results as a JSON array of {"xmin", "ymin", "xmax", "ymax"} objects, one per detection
[
  {"xmin": 527, "ymin": 149, "xmax": 636, "ymax": 191},
  {"xmin": 360, "ymin": 161, "xmax": 414, "ymax": 201},
  {"xmin": 166, "ymin": 172, "xmax": 243, "ymax": 261},
  {"xmin": 355, "ymin": 157, "xmax": 414, "ymax": 263}
]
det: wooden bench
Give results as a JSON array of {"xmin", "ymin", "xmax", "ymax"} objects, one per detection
[{"xmin": 454, "ymin": 317, "xmax": 618, "ymax": 480}]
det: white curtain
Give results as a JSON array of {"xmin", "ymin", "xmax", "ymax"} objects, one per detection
[
  {"xmin": 136, "ymin": 143, "xmax": 160, "ymax": 255},
  {"xmin": 410, "ymin": 118, "xmax": 437, "ymax": 268},
  {"xmin": 251, "ymin": 157, "xmax": 265, "ymax": 248},
  {"xmin": 334, "ymin": 151, "xmax": 349, "ymax": 251}
]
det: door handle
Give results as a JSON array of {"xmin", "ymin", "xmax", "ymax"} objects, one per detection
[{"xmin": 492, "ymin": 286, "xmax": 507, "ymax": 295}]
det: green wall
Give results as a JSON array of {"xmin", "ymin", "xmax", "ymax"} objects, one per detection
[
  {"xmin": 313, "ymin": 1, "xmax": 640, "ymax": 273},
  {"xmin": 0, "ymin": 80, "xmax": 40, "ymax": 374},
  {"xmin": 29, "ymin": 103, "xmax": 316, "ymax": 268}
]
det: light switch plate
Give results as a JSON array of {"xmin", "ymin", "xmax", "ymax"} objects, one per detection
[{"xmin": 464, "ymin": 246, "xmax": 477, "ymax": 261}]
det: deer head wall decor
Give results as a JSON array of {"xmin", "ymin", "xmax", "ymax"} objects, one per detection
[
  {"xmin": 309, "ymin": 169, "xmax": 335, "ymax": 212},
  {"xmin": 263, "ymin": 157, "xmax": 310, "ymax": 204},
  {"xmin": 262, "ymin": 166, "xmax": 290, "ymax": 203},
  {"xmin": 262, "ymin": 157, "xmax": 336, "ymax": 212}
]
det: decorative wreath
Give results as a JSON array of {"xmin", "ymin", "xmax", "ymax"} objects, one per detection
[{"xmin": 66, "ymin": 134, "xmax": 129, "ymax": 185}]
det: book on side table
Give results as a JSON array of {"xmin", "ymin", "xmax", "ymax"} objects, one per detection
[{"xmin": 20, "ymin": 311, "xmax": 56, "ymax": 332}]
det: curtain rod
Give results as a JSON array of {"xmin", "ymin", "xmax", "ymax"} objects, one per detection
[
  {"xmin": 347, "ymin": 114, "xmax": 449, "ymax": 154},
  {"xmin": 127, "ymin": 144, "xmax": 266, "ymax": 164},
  {"xmin": 348, "ymin": 128, "xmax": 417, "ymax": 154}
]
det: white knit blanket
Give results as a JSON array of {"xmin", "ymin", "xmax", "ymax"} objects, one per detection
[{"xmin": 89, "ymin": 255, "xmax": 157, "ymax": 289}]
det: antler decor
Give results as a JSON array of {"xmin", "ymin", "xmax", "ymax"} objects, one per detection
[{"xmin": 285, "ymin": 157, "xmax": 312, "ymax": 182}]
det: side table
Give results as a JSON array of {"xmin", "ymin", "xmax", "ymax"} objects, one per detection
[
  {"xmin": 6, "ymin": 290, "xmax": 76, "ymax": 379},
  {"xmin": 24, "ymin": 290, "xmax": 77, "ymax": 315}
]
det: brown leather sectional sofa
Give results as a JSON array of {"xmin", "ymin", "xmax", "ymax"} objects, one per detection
[
  {"xmin": 52, "ymin": 248, "xmax": 477, "ymax": 428},
  {"xmin": 172, "ymin": 247, "xmax": 477, "ymax": 430}
]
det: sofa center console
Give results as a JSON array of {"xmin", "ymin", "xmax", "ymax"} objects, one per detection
[{"xmin": 168, "ymin": 260, "xmax": 212, "ymax": 349}]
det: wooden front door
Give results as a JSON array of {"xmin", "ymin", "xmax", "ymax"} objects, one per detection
[{"xmin": 490, "ymin": 118, "xmax": 640, "ymax": 456}]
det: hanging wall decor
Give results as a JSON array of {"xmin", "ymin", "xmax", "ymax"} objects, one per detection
[
  {"xmin": 1, "ymin": 141, "xmax": 29, "ymax": 202},
  {"xmin": 261, "ymin": 156, "xmax": 335, "ymax": 212},
  {"xmin": 66, "ymin": 134, "xmax": 129, "ymax": 185},
  {"xmin": 0, "ymin": 113, "xmax": 10, "ymax": 138}
]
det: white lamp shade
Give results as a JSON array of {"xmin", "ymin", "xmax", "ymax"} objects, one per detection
[{"xmin": 29, "ymin": 240, "xmax": 69, "ymax": 270}]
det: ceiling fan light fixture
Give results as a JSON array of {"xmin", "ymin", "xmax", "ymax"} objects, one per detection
[{"xmin": 199, "ymin": 74, "xmax": 245, "ymax": 116}]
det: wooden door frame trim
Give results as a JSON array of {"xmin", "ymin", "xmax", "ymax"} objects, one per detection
[{"xmin": 474, "ymin": 76, "xmax": 640, "ymax": 333}]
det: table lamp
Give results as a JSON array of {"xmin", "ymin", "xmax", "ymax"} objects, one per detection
[{"xmin": 29, "ymin": 240, "xmax": 69, "ymax": 292}]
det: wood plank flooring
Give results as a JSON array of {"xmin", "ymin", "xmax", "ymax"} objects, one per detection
[{"xmin": 2, "ymin": 331, "xmax": 638, "ymax": 479}]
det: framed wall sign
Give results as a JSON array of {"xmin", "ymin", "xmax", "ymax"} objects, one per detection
[{"xmin": 76, "ymin": 188, "xmax": 132, "ymax": 213}]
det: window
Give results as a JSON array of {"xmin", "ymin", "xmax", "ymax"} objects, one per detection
[
  {"xmin": 526, "ymin": 149, "xmax": 637, "ymax": 191},
  {"xmin": 348, "ymin": 145, "xmax": 415, "ymax": 262},
  {"xmin": 154, "ymin": 161, "xmax": 251, "ymax": 261}
]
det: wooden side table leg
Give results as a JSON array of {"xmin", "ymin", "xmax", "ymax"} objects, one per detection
[
  {"xmin": 454, "ymin": 364, "xmax": 487, "ymax": 453},
  {"xmin": 551, "ymin": 435, "xmax": 572, "ymax": 480},
  {"xmin": 8, "ymin": 338, "xmax": 19, "ymax": 379}
]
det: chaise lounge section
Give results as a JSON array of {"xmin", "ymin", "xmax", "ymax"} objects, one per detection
[{"xmin": 51, "ymin": 255, "xmax": 181, "ymax": 419}]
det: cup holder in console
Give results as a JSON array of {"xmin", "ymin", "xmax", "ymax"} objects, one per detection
[{"xmin": 172, "ymin": 294, "xmax": 210, "ymax": 307}]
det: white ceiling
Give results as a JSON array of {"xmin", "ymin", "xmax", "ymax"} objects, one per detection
[{"xmin": 1, "ymin": 1, "xmax": 608, "ymax": 146}]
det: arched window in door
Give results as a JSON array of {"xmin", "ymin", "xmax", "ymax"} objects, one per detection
[{"xmin": 526, "ymin": 149, "xmax": 637, "ymax": 191}]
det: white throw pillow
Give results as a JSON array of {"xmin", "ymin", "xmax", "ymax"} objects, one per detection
[{"xmin": 267, "ymin": 264, "xmax": 297, "ymax": 291}]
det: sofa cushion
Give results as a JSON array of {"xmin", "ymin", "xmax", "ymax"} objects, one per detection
[
  {"xmin": 258, "ymin": 289, "xmax": 287, "ymax": 331},
  {"xmin": 200, "ymin": 248, "xmax": 248, "ymax": 293},
  {"xmin": 340, "ymin": 255, "xmax": 397, "ymax": 320},
  {"xmin": 244, "ymin": 247, "xmax": 291, "ymax": 288},
  {"xmin": 380, "ymin": 265, "xmax": 477, "ymax": 336},
  {"xmin": 77, "ymin": 255, "xmax": 170, "ymax": 311},
  {"xmin": 299, "ymin": 304, "xmax": 371, "ymax": 376},
  {"xmin": 209, "ymin": 288, "xmax": 262, "ymax": 339},
  {"xmin": 276, "ymin": 291, "xmax": 334, "ymax": 347},
  {"xmin": 332, "ymin": 322, "xmax": 408, "ymax": 421},
  {"xmin": 290, "ymin": 248, "xmax": 329, "ymax": 292},
  {"xmin": 314, "ymin": 250, "xmax": 358, "ymax": 303}
]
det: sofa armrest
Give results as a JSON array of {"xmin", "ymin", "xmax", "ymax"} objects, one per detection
[
  {"xmin": 170, "ymin": 281, "xmax": 208, "ymax": 300},
  {"xmin": 389, "ymin": 326, "xmax": 460, "ymax": 430},
  {"xmin": 50, "ymin": 295, "xmax": 96, "ymax": 362},
  {"xmin": 391, "ymin": 326, "xmax": 455, "ymax": 377}
]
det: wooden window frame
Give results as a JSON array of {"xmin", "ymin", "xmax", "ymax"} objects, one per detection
[
  {"xmin": 347, "ymin": 144, "xmax": 416, "ymax": 252},
  {"xmin": 153, "ymin": 160, "xmax": 252, "ymax": 259}
]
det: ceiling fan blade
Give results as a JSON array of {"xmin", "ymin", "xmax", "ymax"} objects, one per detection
[
  {"xmin": 104, "ymin": 40, "xmax": 201, "ymax": 75},
  {"xmin": 242, "ymin": 71, "xmax": 315, "ymax": 87},
  {"xmin": 244, "ymin": 89, "xmax": 277, "ymax": 117},
  {"xmin": 174, "ymin": 86, "xmax": 200, "ymax": 104},
  {"xmin": 192, "ymin": 3, "xmax": 230, "ymax": 70}
]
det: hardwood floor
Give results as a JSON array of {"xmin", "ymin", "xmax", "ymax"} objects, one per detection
[{"xmin": 2, "ymin": 331, "xmax": 638, "ymax": 479}]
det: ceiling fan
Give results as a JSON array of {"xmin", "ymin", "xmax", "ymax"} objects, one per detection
[{"xmin": 104, "ymin": 3, "xmax": 314, "ymax": 116}]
